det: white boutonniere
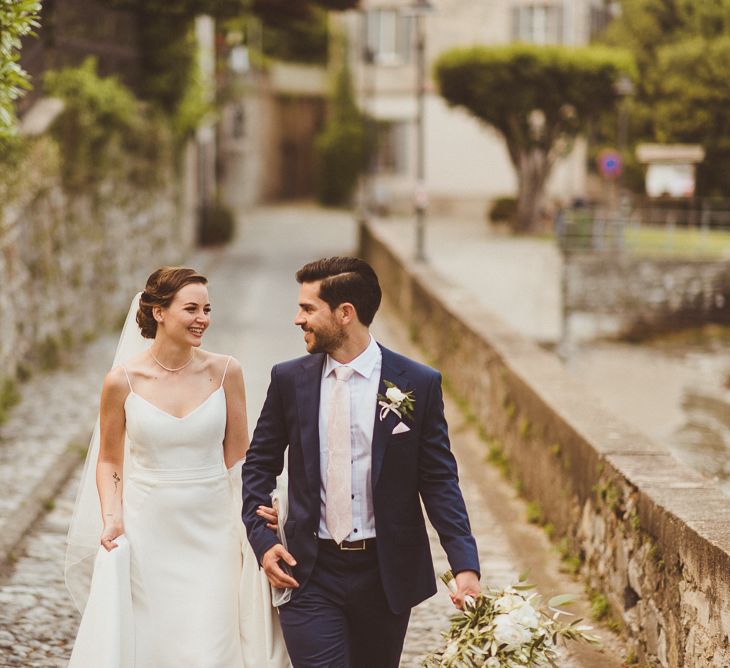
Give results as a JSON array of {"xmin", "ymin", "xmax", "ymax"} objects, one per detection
[{"xmin": 377, "ymin": 380, "xmax": 415, "ymax": 422}]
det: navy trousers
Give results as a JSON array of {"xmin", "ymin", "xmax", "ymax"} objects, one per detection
[{"xmin": 278, "ymin": 540, "xmax": 411, "ymax": 668}]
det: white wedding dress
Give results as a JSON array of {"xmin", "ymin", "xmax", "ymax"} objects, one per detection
[{"xmin": 67, "ymin": 363, "xmax": 291, "ymax": 668}]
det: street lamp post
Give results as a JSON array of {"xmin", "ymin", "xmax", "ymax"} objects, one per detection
[
  {"xmin": 614, "ymin": 74, "xmax": 634, "ymax": 200},
  {"xmin": 407, "ymin": 0, "xmax": 434, "ymax": 262},
  {"xmin": 614, "ymin": 74, "xmax": 634, "ymax": 249},
  {"xmin": 359, "ymin": 4, "xmax": 376, "ymax": 224}
]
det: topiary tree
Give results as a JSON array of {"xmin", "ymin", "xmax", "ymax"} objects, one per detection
[
  {"xmin": 314, "ymin": 55, "xmax": 370, "ymax": 206},
  {"xmin": 0, "ymin": 0, "xmax": 41, "ymax": 141},
  {"xmin": 435, "ymin": 44, "xmax": 634, "ymax": 232}
]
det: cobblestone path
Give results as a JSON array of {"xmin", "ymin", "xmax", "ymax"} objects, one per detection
[
  {"xmin": 0, "ymin": 335, "xmax": 117, "ymax": 557},
  {"xmin": 0, "ymin": 468, "xmax": 81, "ymax": 666},
  {"xmin": 0, "ymin": 206, "xmax": 623, "ymax": 667},
  {"xmin": 0, "ymin": 335, "xmax": 115, "ymax": 666}
]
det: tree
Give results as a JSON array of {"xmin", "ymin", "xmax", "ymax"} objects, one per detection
[
  {"xmin": 604, "ymin": 0, "xmax": 730, "ymax": 195},
  {"xmin": 107, "ymin": 0, "xmax": 359, "ymax": 119},
  {"xmin": 251, "ymin": 0, "xmax": 357, "ymax": 25},
  {"xmin": 434, "ymin": 44, "xmax": 634, "ymax": 232},
  {"xmin": 315, "ymin": 55, "xmax": 370, "ymax": 206},
  {"xmin": 0, "ymin": 0, "xmax": 41, "ymax": 141}
]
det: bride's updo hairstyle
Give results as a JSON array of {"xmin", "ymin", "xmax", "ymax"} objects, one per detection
[{"xmin": 137, "ymin": 266, "xmax": 208, "ymax": 339}]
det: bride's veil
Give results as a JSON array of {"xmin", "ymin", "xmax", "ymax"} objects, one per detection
[{"xmin": 65, "ymin": 292, "xmax": 150, "ymax": 613}]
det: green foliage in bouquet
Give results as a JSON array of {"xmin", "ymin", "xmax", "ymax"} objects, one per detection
[{"xmin": 423, "ymin": 571, "xmax": 598, "ymax": 667}]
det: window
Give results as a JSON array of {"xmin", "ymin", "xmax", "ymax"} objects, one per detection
[
  {"xmin": 588, "ymin": 1, "xmax": 616, "ymax": 40},
  {"xmin": 512, "ymin": 3, "xmax": 565, "ymax": 44},
  {"xmin": 366, "ymin": 9, "xmax": 413, "ymax": 65},
  {"xmin": 376, "ymin": 121, "xmax": 409, "ymax": 174}
]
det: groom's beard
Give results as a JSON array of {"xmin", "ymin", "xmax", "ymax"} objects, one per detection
[{"xmin": 303, "ymin": 324, "xmax": 345, "ymax": 355}]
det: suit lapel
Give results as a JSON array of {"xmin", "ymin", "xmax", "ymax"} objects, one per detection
[
  {"xmin": 372, "ymin": 345, "xmax": 408, "ymax": 487},
  {"xmin": 295, "ymin": 353, "xmax": 325, "ymax": 495}
]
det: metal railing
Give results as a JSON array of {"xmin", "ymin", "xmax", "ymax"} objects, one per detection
[{"xmin": 556, "ymin": 198, "xmax": 730, "ymax": 259}]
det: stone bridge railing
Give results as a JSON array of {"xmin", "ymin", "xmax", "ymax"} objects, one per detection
[
  {"xmin": 360, "ymin": 221, "xmax": 730, "ymax": 668},
  {"xmin": 564, "ymin": 253, "xmax": 730, "ymax": 340}
]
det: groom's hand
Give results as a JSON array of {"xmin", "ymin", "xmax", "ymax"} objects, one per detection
[
  {"xmin": 451, "ymin": 570, "xmax": 480, "ymax": 610},
  {"xmin": 262, "ymin": 544, "xmax": 299, "ymax": 589}
]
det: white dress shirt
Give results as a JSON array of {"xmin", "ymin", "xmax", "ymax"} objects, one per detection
[{"xmin": 318, "ymin": 335, "xmax": 381, "ymax": 541}]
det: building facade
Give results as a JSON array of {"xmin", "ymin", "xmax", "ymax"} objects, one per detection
[{"xmin": 340, "ymin": 0, "xmax": 614, "ymax": 218}]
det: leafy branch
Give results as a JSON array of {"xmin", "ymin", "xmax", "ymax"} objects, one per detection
[
  {"xmin": 423, "ymin": 571, "xmax": 599, "ymax": 667},
  {"xmin": 0, "ymin": 0, "xmax": 41, "ymax": 140}
]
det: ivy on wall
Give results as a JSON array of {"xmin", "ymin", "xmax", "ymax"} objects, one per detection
[{"xmin": 43, "ymin": 58, "xmax": 172, "ymax": 191}]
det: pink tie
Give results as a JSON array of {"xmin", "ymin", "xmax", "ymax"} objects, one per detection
[{"xmin": 326, "ymin": 365, "xmax": 355, "ymax": 544}]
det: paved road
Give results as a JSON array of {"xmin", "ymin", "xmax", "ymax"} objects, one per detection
[
  {"xmin": 371, "ymin": 216, "xmax": 563, "ymax": 345},
  {"xmin": 0, "ymin": 205, "xmax": 625, "ymax": 666}
]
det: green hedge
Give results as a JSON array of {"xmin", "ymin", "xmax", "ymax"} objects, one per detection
[
  {"xmin": 489, "ymin": 197, "xmax": 517, "ymax": 226},
  {"xmin": 198, "ymin": 201, "xmax": 235, "ymax": 246},
  {"xmin": 315, "ymin": 120, "xmax": 367, "ymax": 206}
]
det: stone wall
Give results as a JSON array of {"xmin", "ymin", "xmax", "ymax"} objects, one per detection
[
  {"xmin": 565, "ymin": 253, "xmax": 730, "ymax": 339},
  {"xmin": 0, "ymin": 135, "xmax": 196, "ymax": 384},
  {"xmin": 360, "ymin": 222, "xmax": 730, "ymax": 667}
]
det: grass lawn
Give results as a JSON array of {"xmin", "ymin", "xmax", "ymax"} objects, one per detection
[{"xmin": 624, "ymin": 226, "xmax": 730, "ymax": 259}]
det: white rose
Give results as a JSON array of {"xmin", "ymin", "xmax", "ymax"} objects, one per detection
[
  {"xmin": 508, "ymin": 604, "xmax": 539, "ymax": 629},
  {"xmin": 492, "ymin": 614, "xmax": 532, "ymax": 650},
  {"xmin": 494, "ymin": 593, "xmax": 526, "ymax": 613},
  {"xmin": 385, "ymin": 386, "xmax": 406, "ymax": 403}
]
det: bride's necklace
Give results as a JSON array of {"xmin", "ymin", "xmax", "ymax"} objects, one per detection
[{"xmin": 151, "ymin": 349, "xmax": 195, "ymax": 373}]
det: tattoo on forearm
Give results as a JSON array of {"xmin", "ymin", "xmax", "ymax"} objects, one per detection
[{"xmin": 113, "ymin": 472, "xmax": 120, "ymax": 492}]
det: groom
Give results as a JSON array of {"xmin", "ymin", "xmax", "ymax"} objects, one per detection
[{"xmin": 242, "ymin": 257, "xmax": 480, "ymax": 668}]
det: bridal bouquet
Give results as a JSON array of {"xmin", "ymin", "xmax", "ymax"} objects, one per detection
[{"xmin": 422, "ymin": 571, "xmax": 599, "ymax": 667}]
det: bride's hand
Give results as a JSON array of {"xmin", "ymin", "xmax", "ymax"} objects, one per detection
[
  {"xmin": 100, "ymin": 519, "xmax": 124, "ymax": 551},
  {"xmin": 257, "ymin": 505, "xmax": 279, "ymax": 531}
]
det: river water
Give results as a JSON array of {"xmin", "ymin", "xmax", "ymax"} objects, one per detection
[
  {"xmin": 562, "ymin": 327, "xmax": 730, "ymax": 494},
  {"xmin": 372, "ymin": 218, "xmax": 730, "ymax": 495}
]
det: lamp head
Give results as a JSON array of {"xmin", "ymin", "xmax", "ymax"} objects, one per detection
[{"xmin": 402, "ymin": 0, "xmax": 435, "ymax": 16}]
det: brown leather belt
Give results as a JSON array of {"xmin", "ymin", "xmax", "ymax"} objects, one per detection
[{"xmin": 319, "ymin": 538, "xmax": 376, "ymax": 551}]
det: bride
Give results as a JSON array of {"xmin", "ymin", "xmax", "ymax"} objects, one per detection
[{"xmin": 65, "ymin": 266, "xmax": 291, "ymax": 667}]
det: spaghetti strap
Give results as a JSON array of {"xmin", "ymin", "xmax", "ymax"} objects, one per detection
[
  {"xmin": 220, "ymin": 356, "xmax": 233, "ymax": 388},
  {"xmin": 121, "ymin": 366, "xmax": 133, "ymax": 393}
]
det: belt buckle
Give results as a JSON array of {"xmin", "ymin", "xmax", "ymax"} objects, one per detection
[{"xmin": 340, "ymin": 539, "xmax": 367, "ymax": 551}]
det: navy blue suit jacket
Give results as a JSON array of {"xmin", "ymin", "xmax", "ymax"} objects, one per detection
[{"xmin": 242, "ymin": 344, "xmax": 480, "ymax": 614}]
